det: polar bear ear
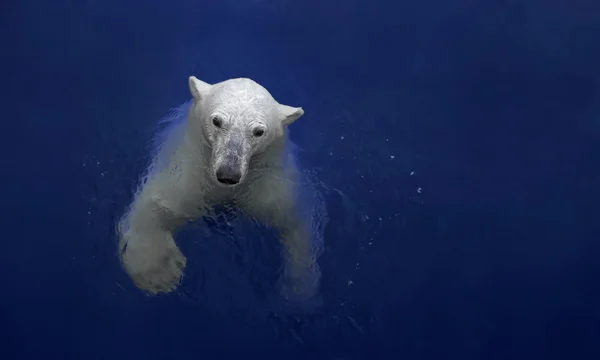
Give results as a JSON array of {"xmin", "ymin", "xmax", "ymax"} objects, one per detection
[
  {"xmin": 278, "ymin": 104, "xmax": 304, "ymax": 127},
  {"xmin": 189, "ymin": 76, "xmax": 212, "ymax": 100}
]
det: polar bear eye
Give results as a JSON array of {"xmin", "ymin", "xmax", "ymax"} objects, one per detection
[
  {"xmin": 252, "ymin": 128, "xmax": 265, "ymax": 137},
  {"xmin": 212, "ymin": 117, "xmax": 223, "ymax": 128}
]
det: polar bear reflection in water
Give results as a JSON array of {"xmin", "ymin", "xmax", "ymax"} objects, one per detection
[{"xmin": 117, "ymin": 76, "xmax": 326, "ymax": 308}]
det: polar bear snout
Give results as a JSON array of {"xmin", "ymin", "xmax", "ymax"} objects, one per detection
[
  {"xmin": 212, "ymin": 133, "xmax": 250, "ymax": 186},
  {"xmin": 215, "ymin": 161, "xmax": 243, "ymax": 185}
]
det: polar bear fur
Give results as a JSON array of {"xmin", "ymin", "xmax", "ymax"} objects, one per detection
[{"xmin": 117, "ymin": 76, "xmax": 322, "ymax": 305}]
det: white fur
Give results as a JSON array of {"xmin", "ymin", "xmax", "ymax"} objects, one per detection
[{"xmin": 117, "ymin": 77, "xmax": 319, "ymax": 303}]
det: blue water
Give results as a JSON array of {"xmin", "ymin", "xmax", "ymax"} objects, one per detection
[{"xmin": 2, "ymin": 0, "xmax": 599, "ymax": 359}]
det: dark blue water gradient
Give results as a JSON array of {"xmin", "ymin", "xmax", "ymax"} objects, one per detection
[{"xmin": 1, "ymin": 0, "xmax": 600, "ymax": 359}]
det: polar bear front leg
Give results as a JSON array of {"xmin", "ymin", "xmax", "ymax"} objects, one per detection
[
  {"xmin": 241, "ymin": 177, "xmax": 321, "ymax": 304},
  {"xmin": 276, "ymin": 220, "xmax": 321, "ymax": 302},
  {"xmin": 117, "ymin": 192, "xmax": 188, "ymax": 294}
]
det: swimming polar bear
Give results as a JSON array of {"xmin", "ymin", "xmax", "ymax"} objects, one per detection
[{"xmin": 117, "ymin": 76, "xmax": 323, "ymax": 306}]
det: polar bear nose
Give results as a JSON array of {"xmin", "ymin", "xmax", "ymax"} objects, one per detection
[{"xmin": 216, "ymin": 166, "xmax": 242, "ymax": 185}]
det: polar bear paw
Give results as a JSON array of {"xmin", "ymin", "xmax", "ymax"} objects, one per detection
[
  {"xmin": 120, "ymin": 231, "xmax": 187, "ymax": 294},
  {"xmin": 278, "ymin": 263, "xmax": 322, "ymax": 312}
]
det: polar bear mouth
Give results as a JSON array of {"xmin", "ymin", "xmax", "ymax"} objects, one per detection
[{"xmin": 217, "ymin": 177, "xmax": 239, "ymax": 185}]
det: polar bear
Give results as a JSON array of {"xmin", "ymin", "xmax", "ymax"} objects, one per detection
[{"xmin": 117, "ymin": 76, "xmax": 323, "ymax": 306}]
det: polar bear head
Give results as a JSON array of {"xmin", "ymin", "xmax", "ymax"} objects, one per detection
[{"xmin": 188, "ymin": 76, "xmax": 304, "ymax": 186}]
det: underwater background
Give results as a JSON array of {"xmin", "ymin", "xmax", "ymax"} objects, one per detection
[{"xmin": 2, "ymin": 0, "xmax": 599, "ymax": 359}]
